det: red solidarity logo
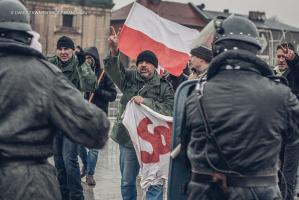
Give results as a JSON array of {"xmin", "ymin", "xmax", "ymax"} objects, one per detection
[{"xmin": 137, "ymin": 117, "xmax": 172, "ymax": 164}]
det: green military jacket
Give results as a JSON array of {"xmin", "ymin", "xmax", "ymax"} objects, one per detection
[
  {"xmin": 49, "ymin": 55, "xmax": 97, "ymax": 92},
  {"xmin": 104, "ymin": 53, "xmax": 174, "ymax": 148}
]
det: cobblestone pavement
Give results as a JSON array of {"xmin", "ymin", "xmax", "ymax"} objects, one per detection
[
  {"xmin": 49, "ymin": 138, "xmax": 142, "ymax": 200},
  {"xmin": 82, "ymin": 138, "xmax": 141, "ymax": 200},
  {"xmin": 82, "ymin": 139, "xmax": 122, "ymax": 200}
]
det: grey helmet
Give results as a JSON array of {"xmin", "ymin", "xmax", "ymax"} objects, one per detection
[
  {"xmin": 213, "ymin": 15, "xmax": 261, "ymax": 49},
  {"xmin": 0, "ymin": 0, "xmax": 32, "ymax": 32}
]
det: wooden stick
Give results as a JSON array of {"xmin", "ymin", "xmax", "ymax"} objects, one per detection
[{"xmin": 88, "ymin": 70, "xmax": 105, "ymax": 103}]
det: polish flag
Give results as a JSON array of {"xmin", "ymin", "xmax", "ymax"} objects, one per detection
[{"xmin": 118, "ymin": 2, "xmax": 200, "ymax": 76}]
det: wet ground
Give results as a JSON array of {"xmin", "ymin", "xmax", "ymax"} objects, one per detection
[
  {"xmin": 82, "ymin": 138, "xmax": 125, "ymax": 200},
  {"xmin": 49, "ymin": 138, "xmax": 142, "ymax": 200}
]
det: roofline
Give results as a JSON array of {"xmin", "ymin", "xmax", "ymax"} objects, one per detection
[{"xmin": 188, "ymin": 2, "xmax": 211, "ymax": 23}]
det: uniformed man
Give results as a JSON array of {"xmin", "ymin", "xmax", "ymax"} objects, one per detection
[
  {"xmin": 0, "ymin": 1, "xmax": 110, "ymax": 200},
  {"xmin": 184, "ymin": 15, "xmax": 299, "ymax": 200}
]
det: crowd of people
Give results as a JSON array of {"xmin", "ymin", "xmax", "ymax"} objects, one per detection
[{"xmin": 2, "ymin": 1, "xmax": 299, "ymax": 200}]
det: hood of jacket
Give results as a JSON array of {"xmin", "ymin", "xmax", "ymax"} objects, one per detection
[
  {"xmin": 84, "ymin": 46, "xmax": 99, "ymax": 63},
  {"xmin": 207, "ymin": 49, "xmax": 274, "ymax": 80}
]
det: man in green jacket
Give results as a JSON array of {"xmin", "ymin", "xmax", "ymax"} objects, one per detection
[
  {"xmin": 49, "ymin": 36, "xmax": 97, "ymax": 200},
  {"xmin": 104, "ymin": 33, "xmax": 174, "ymax": 200}
]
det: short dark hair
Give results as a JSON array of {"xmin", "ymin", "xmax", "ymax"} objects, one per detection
[{"xmin": 276, "ymin": 42, "xmax": 294, "ymax": 51}]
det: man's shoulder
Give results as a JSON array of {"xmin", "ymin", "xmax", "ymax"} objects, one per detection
[
  {"xmin": 159, "ymin": 76, "xmax": 174, "ymax": 89},
  {"xmin": 47, "ymin": 55, "xmax": 57, "ymax": 65},
  {"xmin": 41, "ymin": 59, "xmax": 62, "ymax": 72}
]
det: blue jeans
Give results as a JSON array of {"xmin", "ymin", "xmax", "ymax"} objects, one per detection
[
  {"xmin": 53, "ymin": 132, "xmax": 83, "ymax": 200},
  {"xmin": 146, "ymin": 185, "xmax": 163, "ymax": 200},
  {"xmin": 119, "ymin": 145, "xmax": 140, "ymax": 200},
  {"xmin": 119, "ymin": 145, "xmax": 164, "ymax": 200},
  {"xmin": 78, "ymin": 145, "xmax": 99, "ymax": 176}
]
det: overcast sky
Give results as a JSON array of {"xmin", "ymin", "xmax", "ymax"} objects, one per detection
[{"xmin": 113, "ymin": 0, "xmax": 299, "ymax": 28}]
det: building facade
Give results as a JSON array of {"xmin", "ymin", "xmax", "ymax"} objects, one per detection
[{"xmin": 22, "ymin": 0, "xmax": 114, "ymax": 58}]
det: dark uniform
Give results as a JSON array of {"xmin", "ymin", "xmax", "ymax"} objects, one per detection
[
  {"xmin": 0, "ymin": 1, "xmax": 110, "ymax": 200},
  {"xmin": 184, "ymin": 15, "xmax": 299, "ymax": 200}
]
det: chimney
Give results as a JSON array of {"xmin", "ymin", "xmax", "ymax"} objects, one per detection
[
  {"xmin": 223, "ymin": 9, "xmax": 229, "ymax": 14},
  {"xmin": 248, "ymin": 11, "xmax": 266, "ymax": 22},
  {"xmin": 197, "ymin": 3, "xmax": 205, "ymax": 10}
]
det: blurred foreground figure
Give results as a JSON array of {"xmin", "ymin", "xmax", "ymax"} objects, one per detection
[
  {"xmin": 184, "ymin": 15, "xmax": 299, "ymax": 200},
  {"xmin": 0, "ymin": 1, "xmax": 110, "ymax": 200}
]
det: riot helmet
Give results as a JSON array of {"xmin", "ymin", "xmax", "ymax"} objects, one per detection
[
  {"xmin": 192, "ymin": 15, "xmax": 261, "ymax": 57},
  {"xmin": 0, "ymin": 0, "xmax": 32, "ymax": 32},
  {"xmin": 213, "ymin": 15, "xmax": 261, "ymax": 54}
]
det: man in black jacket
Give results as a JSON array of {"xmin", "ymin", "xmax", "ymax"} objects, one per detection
[
  {"xmin": 274, "ymin": 43, "xmax": 299, "ymax": 97},
  {"xmin": 78, "ymin": 46, "xmax": 117, "ymax": 185},
  {"xmin": 275, "ymin": 42, "xmax": 299, "ymax": 200},
  {"xmin": 184, "ymin": 15, "xmax": 299, "ymax": 200},
  {"xmin": 0, "ymin": 1, "xmax": 110, "ymax": 200}
]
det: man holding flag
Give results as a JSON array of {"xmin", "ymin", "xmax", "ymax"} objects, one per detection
[{"xmin": 104, "ymin": 26, "xmax": 174, "ymax": 199}]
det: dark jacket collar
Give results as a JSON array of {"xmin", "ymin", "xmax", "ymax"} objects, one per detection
[
  {"xmin": 51, "ymin": 55, "xmax": 78, "ymax": 71},
  {"xmin": 207, "ymin": 49, "xmax": 274, "ymax": 80},
  {"xmin": 0, "ymin": 38, "xmax": 46, "ymax": 60}
]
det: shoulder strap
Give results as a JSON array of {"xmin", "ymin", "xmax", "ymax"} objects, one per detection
[{"xmin": 196, "ymin": 92, "xmax": 233, "ymax": 171}]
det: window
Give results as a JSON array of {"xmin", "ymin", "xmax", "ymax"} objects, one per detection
[{"xmin": 62, "ymin": 14, "xmax": 73, "ymax": 28}]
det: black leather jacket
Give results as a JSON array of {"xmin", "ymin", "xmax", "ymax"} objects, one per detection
[
  {"xmin": 284, "ymin": 54, "xmax": 299, "ymax": 97},
  {"xmin": 186, "ymin": 50, "xmax": 299, "ymax": 175},
  {"xmin": 0, "ymin": 38, "xmax": 110, "ymax": 160}
]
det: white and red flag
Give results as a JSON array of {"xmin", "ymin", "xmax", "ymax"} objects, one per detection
[
  {"xmin": 122, "ymin": 102, "xmax": 173, "ymax": 193},
  {"xmin": 118, "ymin": 2, "xmax": 200, "ymax": 76}
]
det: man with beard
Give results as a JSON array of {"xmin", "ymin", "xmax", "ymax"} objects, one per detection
[{"xmin": 104, "ymin": 31, "xmax": 174, "ymax": 200}]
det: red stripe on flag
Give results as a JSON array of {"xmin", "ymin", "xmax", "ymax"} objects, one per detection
[{"xmin": 119, "ymin": 26, "xmax": 189, "ymax": 76}]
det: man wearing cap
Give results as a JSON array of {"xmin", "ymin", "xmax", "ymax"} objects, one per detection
[
  {"xmin": 49, "ymin": 36, "xmax": 97, "ymax": 200},
  {"xmin": 188, "ymin": 45, "xmax": 212, "ymax": 80},
  {"xmin": 104, "ymin": 33, "xmax": 174, "ymax": 200},
  {"xmin": 0, "ymin": 1, "xmax": 109, "ymax": 200}
]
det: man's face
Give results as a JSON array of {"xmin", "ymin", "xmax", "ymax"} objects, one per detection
[
  {"xmin": 189, "ymin": 55, "xmax": 206, "ymax": 72},
  {"xmin": 56, "ymin": 47, "xmax": 73, "ymax": 62},
  {"xmin": 137, "ymin": 61, "xmax": 156, "ymax": 80},
  {"xmin": 85, "ymin": 55, "xmax": 94, "ymax": 66},
  {"xmin": 276, "ymin": 49, "xmax": 288, "ymax": 70}
]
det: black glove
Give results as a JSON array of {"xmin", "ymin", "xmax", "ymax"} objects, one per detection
[{"xmin": 75, "ymin": 50, "xmax": 86, "ymax": 66}]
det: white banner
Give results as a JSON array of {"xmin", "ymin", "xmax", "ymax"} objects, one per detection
[{"xmin": 122, "ymin": 102, "xmax": 173, "ymax": 193}]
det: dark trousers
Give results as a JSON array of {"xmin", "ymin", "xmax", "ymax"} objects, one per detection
[
  {"xmin": 0, "ymin": 161, "xmax": 61, "ymax": 200},
  {"xmin": 187, "ymin": 181, "xmax": 282, "ymax": 200},
  {"xmin": 53, "ymin": 132, "xmax": 83, "ymax": 200},
  {"xmin": 280, "ymin": 145, "xmax": 299, "ymax": 200}
]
